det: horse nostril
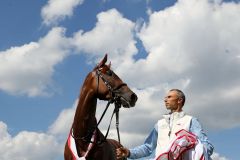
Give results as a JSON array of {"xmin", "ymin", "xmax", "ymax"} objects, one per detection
[{"xmin": 131, "ymin": 93, "xmax": 138, "ymax": 102}]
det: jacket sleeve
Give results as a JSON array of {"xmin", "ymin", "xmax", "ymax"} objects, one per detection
[
  {"xmin": 129, "ymin": 124, "xmax": 158, "ymax": 159},
  {"xmin": 189, "ymin": 117, "xmax": 214, "ymax": 158}
]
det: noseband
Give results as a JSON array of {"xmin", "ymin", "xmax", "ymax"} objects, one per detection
[{"xmin": 96, "ymin": 68, "xmax": 127, "ymax": 102}]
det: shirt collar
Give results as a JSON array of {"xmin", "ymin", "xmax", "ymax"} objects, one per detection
[{"xmin": 163, "ymin": 111, "xmax": 185, "ymax": 123}]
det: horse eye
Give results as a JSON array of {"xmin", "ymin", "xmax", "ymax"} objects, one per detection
[{"xmin": 106, "ymin": 70, "xmax": 113, "ymax": 76}]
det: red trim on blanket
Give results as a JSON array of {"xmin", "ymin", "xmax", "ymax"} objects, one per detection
[
  {"xmin": 200, "ymin": 153, "xmax": 205, "ymax": 160},
  {"xmin": 67, "ymin": 132, "xmax": 77, "ymax": 160},
  {"xmin": 67, "ymin": 129, "xmax": 97, "ymax": 160},
  {"xmin": 155, "ymin": 129, "xmax": 203, "ymax": 160}
]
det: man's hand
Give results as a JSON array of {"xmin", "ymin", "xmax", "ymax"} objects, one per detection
[{"xmin": 116, "ymin": 147, "xmax": 130, "ymax": 160}]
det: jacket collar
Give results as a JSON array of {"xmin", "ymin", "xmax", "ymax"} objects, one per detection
[{"xmin": 163, "ymin": 111, "xmax": 185, "ymax": 124}]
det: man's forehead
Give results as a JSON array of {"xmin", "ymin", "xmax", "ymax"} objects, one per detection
[{"xmin": 167, "ymin": 90, "xmax": 178, "ymax": 96}]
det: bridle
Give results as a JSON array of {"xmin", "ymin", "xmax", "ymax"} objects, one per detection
[
  {"xmin": 96, "ymin": 68, "xmax": 127, "ymax": 101},
  {"xmin": 72, "ymin": 67, "xmax": 127, "ymax": 145}
]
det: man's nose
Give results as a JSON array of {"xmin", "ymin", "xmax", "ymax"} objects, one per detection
[{"xmin": 164, "ymin": 97, "xmax": 167, "ymax": 102}]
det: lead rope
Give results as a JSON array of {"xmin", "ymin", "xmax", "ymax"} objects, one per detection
[
  {"xmin": 114, "ymin": 101, "xmax": 128, "ymax": 160},
  {"xmin": 115, "ymin": 102, "xmax": 121, "ymax": 143}
]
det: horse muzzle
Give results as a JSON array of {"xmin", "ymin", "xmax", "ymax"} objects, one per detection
[{"xmin": 116, "ymin": 92, "xmax": 137, "ymax": 108}]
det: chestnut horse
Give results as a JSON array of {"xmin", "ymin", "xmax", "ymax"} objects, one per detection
[{"xmin": 64, "ymin": 55, "xmax": 138, "ymax": 160}]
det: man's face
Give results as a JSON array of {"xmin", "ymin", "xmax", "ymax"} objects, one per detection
[{"xmin": 164, "ymin": 90, "xmax": 182, "ymax": 112}]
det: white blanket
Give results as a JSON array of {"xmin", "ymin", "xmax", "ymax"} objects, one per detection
[{"xmin": 155, "ymin": 129, "xmax": 205, "ymax": 160}]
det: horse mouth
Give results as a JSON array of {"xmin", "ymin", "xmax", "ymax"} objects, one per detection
[
  {"xmin": 120, "ymin": 97, "xmax": 132, "ymax": 108},
  {"xmin": 119, "ymin": 94, "xmax": 137, "ymax": 108}
]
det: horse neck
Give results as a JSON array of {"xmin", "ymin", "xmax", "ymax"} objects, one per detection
[{"xmin": 72, "ymin": 75, "xmax": 97, "ymax": 138}]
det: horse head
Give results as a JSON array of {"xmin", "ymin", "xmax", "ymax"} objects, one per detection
[{"xmin": 92, "ymin": 54, "xmax": 137, "ymax": 108}]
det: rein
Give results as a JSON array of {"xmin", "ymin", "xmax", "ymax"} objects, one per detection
[
  {"xmin": 94, "ymin": 68, "xmax": 124, "ymax": 144},
  {"xmin": 71, "ymin": 68, "xmax": 124, "ymax": 145}
]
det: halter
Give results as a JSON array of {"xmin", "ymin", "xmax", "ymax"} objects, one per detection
[
  {"xmin": 95, "ymin": 68, "xmax": 127, "ymax": 101},
  {"xmin": 72, "ymin": 67, "xmax": 126, "ymax": 145}
]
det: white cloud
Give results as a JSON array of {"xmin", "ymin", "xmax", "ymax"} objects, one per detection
[
  {"xmin": 48, "ymin": 100, "xmax": 77, "ymax": 136},
  {"xmin": 0, "ymin": 122, "xmax": 10, "ymax": 141},
  {"xmin": 211, "ymin": 152, "xmax": 229, "ymax": 160},
  {"xmin": 0, "ymin": 101, "xmax": 78, "ymax": 160},
  {"xmin": 72, "ymin": 8, "xmax": 138, "ymax": 66},
  {"xmin": 41, "ymin": 0, "xmax": 84, "ymax": 26},
  {"xmin": 0, "ymin": 27, "xmax": 71, "ymax": 97},
  {"xmin": 114, "ymin": 0, "xmax": 240, "ymax": 131},
  {"xmin": 0, "ymin": 122, "xmax": 62, "ymax": 160},
  {"xmin": 0, "ymin": 9, "xmax": 137, "ymax": 97}
]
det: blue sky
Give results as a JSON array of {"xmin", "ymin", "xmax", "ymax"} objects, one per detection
[{"xmin": 0, "ymin": 0, "xmax": 240, "ymax": 159}]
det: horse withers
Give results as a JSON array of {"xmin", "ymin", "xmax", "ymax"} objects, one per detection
[{"xmin": 64, "ymin": 54, "xmax": 137, "ymax": 160}]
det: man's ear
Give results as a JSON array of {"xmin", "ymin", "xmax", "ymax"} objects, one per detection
[{"xmin": 178, "ymin": 98, "xmax": 183, "ymax": 105}]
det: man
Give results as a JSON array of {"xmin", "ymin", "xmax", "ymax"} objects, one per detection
[{"xmin": 116, "ymin": 89, "xmax": 214, "ymax": 159}]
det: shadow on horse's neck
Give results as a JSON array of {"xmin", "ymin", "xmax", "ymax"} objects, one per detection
[{"xmin": 72, "ymin": 73, "xmax": 98, "ymax": 139}]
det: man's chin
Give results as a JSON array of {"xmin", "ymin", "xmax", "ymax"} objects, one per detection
[{"xmin": 165, "ymin": 105, "xmax": 170, "ymax": 109}]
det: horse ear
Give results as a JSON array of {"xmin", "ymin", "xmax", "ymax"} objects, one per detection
[
  {"xmin": 107, "ymin": 61, "xmax": 111, "ymax": 68},
  {"xmin": 97, "ymin": 54, "xmax": 108, "ymax": 68}
]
